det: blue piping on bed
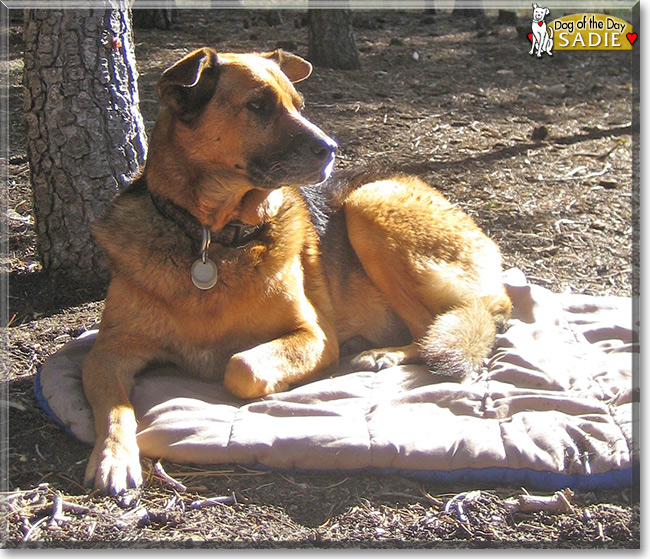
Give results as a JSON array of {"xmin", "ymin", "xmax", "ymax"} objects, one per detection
[
  {"xmin": 33, "ymin": 369, "xmax": 638, "ymax": 493},
  {"xmin": 247, "ymin": 463, "xmax": 637, "ymax": 492},
  {"xmin": 34, "ymin": 368, "xmax": 80, "ymax": 441}
]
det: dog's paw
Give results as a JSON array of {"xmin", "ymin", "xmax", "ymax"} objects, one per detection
[
  {"xmin": 84, "ymin": 436, "xmax": 142, "ymax": 495},
  {"xmin": 349, "ymin": 349, "xmax": 405, "ymax": 372}
]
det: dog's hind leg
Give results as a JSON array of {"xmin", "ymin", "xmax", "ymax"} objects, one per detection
[
  {"xmin": 344, "ymin": 176, "xmax": 510, "ymax": 379},
  {"xmin": 343, "ymin": 178, "xmax": 446, "ymax": 371}
]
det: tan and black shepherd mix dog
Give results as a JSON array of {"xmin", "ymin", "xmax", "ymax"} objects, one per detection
[{"xmin": 82, "ymin": 47, "xmax": 512, "ymax": 494}]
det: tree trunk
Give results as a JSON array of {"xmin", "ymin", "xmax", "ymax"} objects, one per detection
[
  {"xmin": 453, "ymin": 1, "xmax": 485, "ymax": 18},
  {"xmin": 132, "ymin": 3, "xmax": 178, "ymax": 30},
  {"xmin": 497, "ymin": 10, "xmax": 517, "ymax": 26},
  {"xmin": 308, "ymin": 7, "xmax": 360, "ymax": 70},
  {"xmin": 423, "ymin": 0, "xmax": 437, "ymax": 15},
  {"xmin": 23, "ymin": 6, "xmax": 147, "ymax": 283}
]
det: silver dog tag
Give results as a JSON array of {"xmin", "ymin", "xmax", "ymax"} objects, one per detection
[
  {"xmin": 191, "ymin": 257, "xmax": 218, "ymax": 290},
  {"xmin": 191, "ymin": 226, "xmax": 218, "ymax": 290}
]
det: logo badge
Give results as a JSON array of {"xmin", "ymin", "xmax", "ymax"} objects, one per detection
[{"xmin": 526, "ymin": 4, "xmax": 636, "ymax": 53}]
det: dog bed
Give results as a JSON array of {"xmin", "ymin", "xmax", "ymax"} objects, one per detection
[{"xmin": 34, "ymin": 269, "xmax": 638, "ymax": 490}]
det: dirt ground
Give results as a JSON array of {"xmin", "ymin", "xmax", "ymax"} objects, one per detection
[{"xmin": 2, "ymin": 9, "xmax": 639, "ymax": 548}]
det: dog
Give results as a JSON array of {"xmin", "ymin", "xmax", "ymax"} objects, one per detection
[
  {"xmin": 81, "ymin": 47, "xmax": 512, "ymax": 494},
  {"xmin": 530, "ymin": 3, "xmax": 554, "ymax": 57}
]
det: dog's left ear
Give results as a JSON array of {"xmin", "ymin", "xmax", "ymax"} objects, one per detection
[
  {"xmin": 261, "ymin": 50, "xmax": 313, "ymax": 83},
  {"xmin": 157, "ymin": 47, "xmax": 220, "ymax": 118}
]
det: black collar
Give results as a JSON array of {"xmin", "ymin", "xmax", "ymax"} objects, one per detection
[{"xmin": 149, "ymin": 191, "xmax": 264, "ymax": 249}]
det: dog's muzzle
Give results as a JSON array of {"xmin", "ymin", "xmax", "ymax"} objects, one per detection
[
  {"xmin": 291, "ymin": 114, "xmax": 338, "ymax": 183},
  {"xmin": 248, "ymin": 120, "xmax": 338, "ymax": 188}
]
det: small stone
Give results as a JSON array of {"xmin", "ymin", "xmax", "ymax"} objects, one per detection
[{"xmin": 531, "ymin": 126, "xmax": 548, "ymax": 142}]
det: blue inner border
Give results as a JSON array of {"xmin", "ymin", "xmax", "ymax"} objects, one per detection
[
  {"xmin": 33, "ymin": 369, "xmax": 637, "ymax": 492},
  {"xmin": 34, "ymin": 368, "xmax": 79, "ymax": 440}
]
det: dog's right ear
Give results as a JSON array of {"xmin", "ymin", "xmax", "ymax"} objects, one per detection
[
  {"xmin": 532, "ymin": 3, "xmax": 538, "ymax": 8},
  {"xmin": 157, "ymin": 48, "xmax": 220, "ymax": 119},
  {"xmin": 261, "ymin": 50, "xmax": 313, "ymax": 83}
]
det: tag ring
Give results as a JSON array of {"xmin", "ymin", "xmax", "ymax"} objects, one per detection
[{"xmin": 200, "ymin": 226, "xmax": 211, "ymax": 263}]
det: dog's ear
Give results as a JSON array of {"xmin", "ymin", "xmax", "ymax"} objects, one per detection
[
  {"xmin": 157, "ymin": 48, "xmax": 220, "ymax": 118},
  {"xmin": 261, "ymin": 50, "xmax": 313, "ymax": 83},
  {"xmin": 545, "ymin": 7, "xmax": 549, "ymax": 16},
  {"xmin": 532, "ymin": 3, "xmax": 538, "ymax": 8}
]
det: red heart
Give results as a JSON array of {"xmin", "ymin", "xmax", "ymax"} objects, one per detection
[
  {"xmin": 627, "ymin": 32, "xmax": 638, "ymax": 45},
  {"xmin": 528, "ymin": 32, "xmax": 533, "ymax": 42},
  {"xmin": 538, "ymin": 21, "xmax": 543, "ymax": 26}
]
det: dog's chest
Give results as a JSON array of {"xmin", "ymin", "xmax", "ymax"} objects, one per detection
[{"xmin": 167, "ymin": 340, "xmax": 231, "ymax": 379}]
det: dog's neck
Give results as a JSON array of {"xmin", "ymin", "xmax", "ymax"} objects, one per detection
[
  {"xmin": 145, "ymin": 120, "xmax": 283, "ymax": 232},
  {"xmin": 149, "ymin": 190, "xmax": 265, "ymax": 249},
  {"xmin": 144, "ymin": 147, "xmax": 283, "ymax": 233}
]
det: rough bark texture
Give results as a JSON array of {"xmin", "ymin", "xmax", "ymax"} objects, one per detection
[
  {"xmin": 23, "ymin": 7, "xmax": 147, "ymax": 283},
  {"xmin": 308, "ymin": 8, "xmax": 360, "ymax": 70}
]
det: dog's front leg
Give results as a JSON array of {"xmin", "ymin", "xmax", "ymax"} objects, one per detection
[
  {"xmin": 224, "ymin": 323, "xmax": 339, "ymax": 399},
  {"xmin": 82, "ymin": 344, "xmax": 148, "ymax": 494}
]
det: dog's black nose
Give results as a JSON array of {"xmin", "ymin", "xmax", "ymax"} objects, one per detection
[{"xmin": 310, "ymin": 136, "xmax": 338, "ymax": 162}]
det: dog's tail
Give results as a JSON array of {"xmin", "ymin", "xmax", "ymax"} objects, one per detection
[{"xmin": 418, "ymin": 292, "xmax": 511, "ymax": 381}]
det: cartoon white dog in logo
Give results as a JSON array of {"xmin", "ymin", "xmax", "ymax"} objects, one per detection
[{"xmin": 529, "ymin": 3, "xmax": 554, "ymax": 57}]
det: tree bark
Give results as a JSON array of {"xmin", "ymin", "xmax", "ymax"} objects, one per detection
[
  {"xmin": 23, "ymin": 6, "xmax": 147, "ymax": 283},
  {"xmin": 308, "ymin": 7, "xmax": 360, "ymax": 70},
  {"xmin": 132, "ymin": 3, "xmax": 178, "ymax": 30}
]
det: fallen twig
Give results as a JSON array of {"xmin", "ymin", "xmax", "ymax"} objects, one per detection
[
  {"xmin": 152, "ymin": 460, "xmax": 187, "ymax": 493},
  {"xmin": 421, "ymin": 491, "xmax": 444, "ymax": 507},
  {"xmin": 504, "ymin": 488, "xmax": 575, "ymax": 514},
  {"xmin": 46, "ymin": 491, "xmax": 67, "ymax": 528},
  {"xmin": 557, "ymin": 162, "xmax": 612, "ymax": 181},
  {"xmin": 444, "ymin": 491, "xmax": 481, "ymax": 523},
  {"xmin": 61, "ymin": 501, "xmax": 91, "ymax": 515},
  {"xmin": 21, "ymin": 516, "xmax": 49, "ymax": 542},
  {"xmin": 188, "ymin": 494, "xmax": 237, "ymax": 509},
  {"xmin": 87, "ymin": 520, "xmax": 97, "ymax": 539}
]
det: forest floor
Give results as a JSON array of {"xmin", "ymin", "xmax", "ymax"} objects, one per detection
[{"xmin": 2, "ymin": 9, "xmax": 639, "ymax": 548}]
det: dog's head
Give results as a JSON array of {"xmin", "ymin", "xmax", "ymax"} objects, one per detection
[
  {"xmin": 531, "ymin": 3, "xmax": 549, "ymax": 23},
  {"xmin": 155, "ymin": 48, "xmax": 337, "ymax": 190}
]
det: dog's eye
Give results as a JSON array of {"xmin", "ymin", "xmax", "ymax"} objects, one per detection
[{"xmin": 247, "ymin": 98, "xmax": 272, "ymax": 116}]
